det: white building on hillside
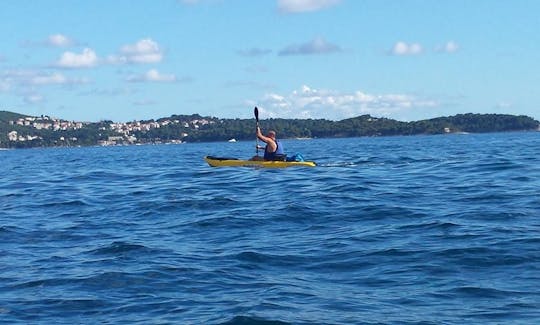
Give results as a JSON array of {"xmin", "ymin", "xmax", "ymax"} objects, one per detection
[{"xmin": 8, "ymin": 131, "xmax": 17, "ymax": 141}]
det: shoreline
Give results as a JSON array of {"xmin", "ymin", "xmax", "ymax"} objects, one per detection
[{"xmin": 2, "ymin": 129, "xmax": 538, "ymax": 150}]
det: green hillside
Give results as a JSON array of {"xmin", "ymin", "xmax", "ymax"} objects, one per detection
[
  {"xmin": 0, "ymin": 110, "xmax": 28, "ymax": 123},
  {"xmin": 0, "ymin": 110, "xmax": 538, "ymax": 148}
]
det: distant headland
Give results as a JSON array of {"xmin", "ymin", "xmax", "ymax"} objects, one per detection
[{"xmin": 1, "ymin": 110, "xmax": 538, "ymax": 149}]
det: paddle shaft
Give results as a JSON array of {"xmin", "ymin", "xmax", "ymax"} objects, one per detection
[{"xmin": 254, "ymin": 107, "xmax": 259, "ymax": 156}]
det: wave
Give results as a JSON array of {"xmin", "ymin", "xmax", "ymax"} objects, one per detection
[
  {"xmin": 87, "ymin": 241, "xmax": 152, "ymax": 256},
  {"xmin": 219, "ymin": 316, "xmax": 291, "ymax": 325},
  {"xmin": 41, "ymin": 199, "xmax": 92, "ymax": 208},
  {"xmin": 228, "ymin": 251, "xmax": 307, "ymax": 269},
  {"xmin": 0, "ymin": 225, "xmax": 21, "ymax": 235},
  {"xmin": 442, "ymin": 286, "xmax": 530, "ymax": 299}
]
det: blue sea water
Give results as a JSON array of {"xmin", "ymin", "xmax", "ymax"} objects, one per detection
[{"xmin": 1, "ymin": 132, "xmax": 540, "ymax": 324}]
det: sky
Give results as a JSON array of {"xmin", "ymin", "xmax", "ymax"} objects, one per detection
[{"xmin": 1, "ymin": 0, "xmax": 539, "ymax": 122}]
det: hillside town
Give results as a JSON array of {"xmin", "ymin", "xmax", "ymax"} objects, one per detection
[
  {"xmin": 7, "ymin": 115, "xmax": 84, "ymax": 142},
  {"xmin": 3, "ymin": 113, "xmax": 216, "ymax": 147}
]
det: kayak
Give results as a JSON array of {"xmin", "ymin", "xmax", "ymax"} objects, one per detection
[
  {"xmin": 205, "ymin": 156, "xmax": 316, "ymax": 168},
  {"xmin": 204, "ymin": 156, "xmax": 316, "ymax": 168}
]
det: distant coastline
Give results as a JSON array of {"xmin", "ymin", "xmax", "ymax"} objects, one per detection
[{"xmin": 1, "ymin": 110, "xmax": 538, "ymax": 149}]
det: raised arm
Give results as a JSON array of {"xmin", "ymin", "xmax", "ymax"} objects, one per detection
[{"xmin": 256, "ymin": 126, "xmax": 270, "ymax": 143}]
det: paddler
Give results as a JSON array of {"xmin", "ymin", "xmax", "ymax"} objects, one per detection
[{"xmin": 256, "ymin": 127, "xmax": 286, "ymax": 161}]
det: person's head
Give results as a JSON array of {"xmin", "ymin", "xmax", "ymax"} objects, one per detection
[{"xmin": 267, "ymin": 130, "xmax": 276, "ymax": 139}]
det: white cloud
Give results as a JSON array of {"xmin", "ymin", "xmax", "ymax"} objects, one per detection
[
  {"xmin": 20, "ymin": 34, "xmax": 75, "ymax": 48},
  {"xmin": 253, "ymin": 85, "xmax": 438, "ymax": 120},
  {"xmin": 56, "ymin": 48, "xmax": 98, "ymax": 68},
  {"xmin": 114, "ymin": 39, "xmax": 163, "ymax": 64},
  {"xmin": 24, "ymin": 94, "xmax": 45, "ymax": 104},
  {"xmin": 47, "ymin": 34, "xmax": 73, "ymax": 47},
  {"xmin": 1, "ymin": 69, "xmax": 88, "ymax": 87},
  {"xmin": 278, "ymin": 0, "xmax": 341, "ymax": 13},
  {"xmin": 279, "ymin": 37, "xmax": 341, "ymax": 55},
  {"xmin": 1, "ymin": 70, "xmax": 28, "ymax": 92},
  {"xmin": 436, "ymin": 41, "xmax": 459, "ymax": 53},
  {"xmin": 444, "ymin": 41, "xmax": 459, "ymax": 53},
  {"xmin": 31, "ymin": 73, "xmax": 67, "ymax": 85},
  {"xmin": 1, "ymin": 69, "xmax": 89, "ymax": 108},
  {"xmin": 496, "ymin": 101, "xmax": 512, "ymax": 109},
  {"xmin": 79, "ymin": 87, "xmax": 138, "ymax": 97},
  {"xmin": 145, "ymin": 69, "xmax": 176, "ymax": 82},
  {"xmin": 390, "ymin": 41, "xmax": 423, "ymax": 56},
  {"xmin": 30, "ymin": 72, "xmax": 88, "ymax": 86},
  {"xmin": 126, "ymin": 69, "xmax": 177, "ymax": 83}
]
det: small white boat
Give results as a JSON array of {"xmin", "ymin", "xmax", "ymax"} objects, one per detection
[{"xmin": 228, "ymin": 138, "xmax": 237, "ymax": 143}]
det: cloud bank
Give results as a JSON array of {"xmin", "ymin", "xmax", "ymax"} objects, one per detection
[
  {"xmin": 24, "ymin": 94, "xmax": 45, "ymax": 104},
  {"xmin": 119, "ymin": 39, "xmax": 163, "ymax": 63},
  {"xmin": 253, "ymin": 85, "xmax": 438, "ymax": 120},
  {"xmin": 47, "ymin": 34, "xmax": 74, "ymax": 47},
  {"xmin": 30, "ymin": 72, "xmax": 88, "ymax": 85},
  {"xmin": 279, "ymin": 37, "xmax": 341, "ymax": 55},
  {"xmin": 53, "ymin": 39, "xmax": 165, "ymax": 68},
  {"xmin": 2, "ymin": 69, "xmax": 87, "ymax": 87},
  {"xmin": 436, "ymin": 41, "xmax": 459, "ymax": 53},
  {"xmin": 390, "ymin": 41, "xmax": 460, "ymax": 55},
  {"xmin": 1, "ymin": 69, "xmax": 89, "ymax": 106},
  {"xmin": 126, "ymin": 69, "xmax": 178, "ymax": 83},
  {"xmin": 278, "ymin": 0, "xmax": 341, "ymax": 13},
  {"xmin": 390, "ymin": 41, "xmax": 423, "ymax": 56},
  {"xmin": 56, "ymin": 48, "xmax": 98, "ymax": 68}
]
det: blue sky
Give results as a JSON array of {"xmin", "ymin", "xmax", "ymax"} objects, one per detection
[{"xmin": 1, "ymin": 0, "xmax": 539, "ymax": 122}]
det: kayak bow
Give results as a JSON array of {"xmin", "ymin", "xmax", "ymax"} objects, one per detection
[{"xmin": 204, "ymin": 156, "xmax": 316, "ymax": 168}]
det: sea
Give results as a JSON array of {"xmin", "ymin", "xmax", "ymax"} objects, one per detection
[{"xmin": 1, "ymin": 131, "xmax": 539, "ymax": 324}]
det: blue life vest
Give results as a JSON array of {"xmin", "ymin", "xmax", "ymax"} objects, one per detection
[{"xmin": 264, "ymin": 140, "xmax": 285, "ymax": 161}]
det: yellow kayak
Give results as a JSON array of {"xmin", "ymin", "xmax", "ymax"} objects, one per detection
[{"xmin": 204, "ymin": 156, "xmax": 316, "ymax": 168}]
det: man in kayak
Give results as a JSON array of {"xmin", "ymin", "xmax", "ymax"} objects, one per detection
[{"xmin": 256, "ymin": 127, "xmax": 286, "ymax": 161}]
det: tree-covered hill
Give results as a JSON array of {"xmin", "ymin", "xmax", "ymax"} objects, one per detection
[
  {"xmin": 0, "ymin": 110, "xmax": 538, "ymax": 148},
  {"xmin": 0, "ymin": 111, "xmax": 28, "ymax": 123}
]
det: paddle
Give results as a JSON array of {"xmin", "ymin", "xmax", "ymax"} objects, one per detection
[{"xmin": 254, "ymin": 106, "xmax": 259, "ymax": 156}]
